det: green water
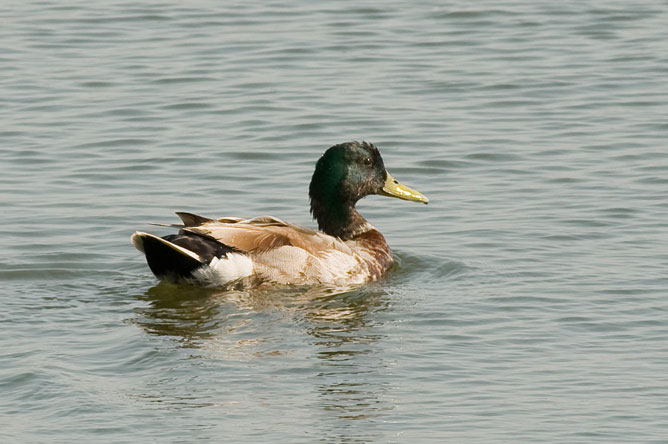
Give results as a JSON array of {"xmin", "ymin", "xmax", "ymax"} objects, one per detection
[{"xmin": 2, "ymin": 1, "xmax": 668, "ymax": 442}]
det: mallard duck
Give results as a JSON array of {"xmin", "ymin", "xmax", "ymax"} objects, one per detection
[{"xmin": 131, "ymin": 141, "xmax": 428, "ymax": 287}]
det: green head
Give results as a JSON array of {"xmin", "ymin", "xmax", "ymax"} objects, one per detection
[{"xmin": 309, "ymin": 141, "xmax": 428, "ymax": 238}]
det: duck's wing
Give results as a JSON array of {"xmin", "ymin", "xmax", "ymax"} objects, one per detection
[{"xmin": 175, "ymin": 212, "xmax": 353, "ymax": 255}]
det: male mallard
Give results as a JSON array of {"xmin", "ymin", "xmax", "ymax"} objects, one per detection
[{"xmin": 131, "ymin": 141, "xmax": 428, "ymax": 287}]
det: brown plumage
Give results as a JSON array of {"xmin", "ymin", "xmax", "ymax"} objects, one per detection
[{"xmin": 166, "ymin": 212, "xmax": 393, "ymax": 285}]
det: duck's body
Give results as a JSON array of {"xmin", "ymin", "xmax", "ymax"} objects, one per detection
[
  {"xmin": 132, "ymin": 142, "xmax": 428, "ymax": 287},
  {"xmin": 133, "ymin": 213, "xmax": 392, "ymax": 286}
]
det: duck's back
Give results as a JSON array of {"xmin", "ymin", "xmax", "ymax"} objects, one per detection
[{"xmin": 183, "ymin": 214, "xmax": 393, "ymax": 285}]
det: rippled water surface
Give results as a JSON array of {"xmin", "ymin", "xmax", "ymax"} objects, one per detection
[{"xmin": 2, "ymin": 1, "xmax": 668, "ymax": 442}]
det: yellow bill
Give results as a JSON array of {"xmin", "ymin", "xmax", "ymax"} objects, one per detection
[{"xmin": 380, "ymin": 171, "xmax": 429, "ymax": 204}]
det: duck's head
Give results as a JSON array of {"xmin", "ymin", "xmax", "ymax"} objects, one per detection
[{"xmin": 309, "ymin": 141, "xmax": 428, "ymax": 238}]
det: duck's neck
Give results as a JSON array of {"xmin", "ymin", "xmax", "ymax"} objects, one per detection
[{"xmin": 310, "ymin": 197, "xmax": 372, "ymax": 240}]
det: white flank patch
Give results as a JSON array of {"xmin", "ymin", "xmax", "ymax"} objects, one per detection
[
  {"xmin": 318, "ymin": 249, "xmax": 367, "ymax": 283},
  {"xmin": 192, "ymin": 253, "xmax": 254, "ymax": 286}
]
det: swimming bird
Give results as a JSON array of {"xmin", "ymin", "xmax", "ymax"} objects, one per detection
[{"xmin": 131, "ymin": 141, "xmax": 428, "ymax": 287}]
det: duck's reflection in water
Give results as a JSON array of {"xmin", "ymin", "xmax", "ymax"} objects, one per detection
[
  {"xmin": 134, "ymin": 281, "xmax": 395, "ymax": 440},
  {"xmin": 303, "ymin": 287, "xmax": 394, "ymax": 441}
]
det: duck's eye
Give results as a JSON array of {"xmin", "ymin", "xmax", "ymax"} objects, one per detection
[{"xmin": 363, "ymin": 157, "xmax": 373, "ymax": 167}]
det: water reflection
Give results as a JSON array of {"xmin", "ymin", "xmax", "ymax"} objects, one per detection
[
  {"xmin": 134, "ymin": 282, "xmax": 388, "ymax": 344},
  {"xmin": 134, "ymin": 283, "xmax": 230, "ymax": 344},
  {"xmin": 133, "ymin": 281, "xmax": 394, "ymax": 439},
  {"xmin": 303, "ymin": 289, "xmax": 392, "ymax": 443}
]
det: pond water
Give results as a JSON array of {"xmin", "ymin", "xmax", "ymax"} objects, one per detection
[{"xmin": 2, "ymin": 1, "xmax": 668, "ymax": 442}]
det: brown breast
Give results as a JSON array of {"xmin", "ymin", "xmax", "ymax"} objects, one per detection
[{"xmin": 351, "ymin": 229, "xmax": 393, "ymax": 280}]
